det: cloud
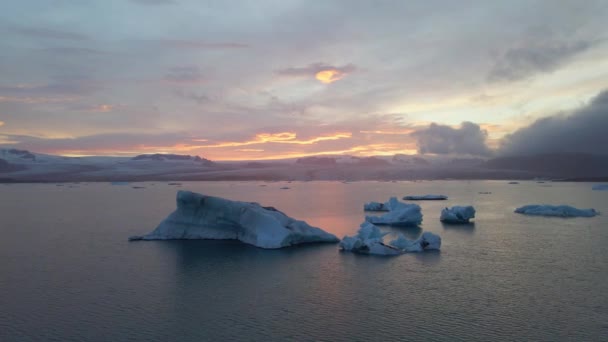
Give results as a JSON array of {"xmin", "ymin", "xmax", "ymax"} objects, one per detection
[
  {"xmin": 488, "ymin": 39, "xmax": 592, "ymax": 82},
  {"xmin": 159, "ymin": 40, "xmax": 248, "ymax": 49},
  {"xmin": 0, "ymin": 121, "xmax": 4, "ymax": 127},
  {"xmin": 130, "ymin": 0, "xmax": 176, "ymax": 5},
  {"xmin": 276, "ymin": 63, "xmax": 356, "ymax": 84},
  {"xmin": 163, "ymin": 66, "xmax": 204, "ymax": 83},
  {"xmin": 411, "ymin": 122, "xmax": 492, "ymax": 156},
  {"xmin": 499, "ymin": 89, "xmax": 608, "ymax": 156},
  {"xmin": 0, "ymin": 80, "xmax": 100, "ymax": 97},
  {"xmin": 12, "ymin": 27, "xmax": 88, "ymax": 41},
  {"xmin": 173, "ymin": 89, "xmax": 209, "ymax": 104}
]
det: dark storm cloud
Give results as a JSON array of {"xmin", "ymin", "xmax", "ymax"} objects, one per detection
[
  {"xmin": 411, "ymin": 122, "xmax": 492, "ymax": 156},
  {"xmin": 499, "ymin": 89, "xmax": 608, "ymax": 156}
]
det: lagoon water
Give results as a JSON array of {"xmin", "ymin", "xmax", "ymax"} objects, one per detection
[{"xmin": 1, "ymin": 181, "xmax": 607, "ymax": 341}]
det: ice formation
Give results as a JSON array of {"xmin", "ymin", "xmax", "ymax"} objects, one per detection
[
  {"xmin": 592, "ymin": 184, "xmax": 608, "ymax": 191},
  {"xmin": 339, "ymin": 222, "xmax": 441, "ymax": 255},
  {"xmin": 440, "ymin": 206, "xmax": 476, "ymax": 224},
  {"xmin": 514, "ymin": 205, "xmax": 598, "ymax": 218},
  {"xmin": 365, "ymin": 198, "xmax": 422, "ymax": 226},
  {"xmin": 129, "ymin": 191, "xmax": 339, "ymax": 249},
  {"xmin": 363, "ymin": 197, "xmax": 406, "ymax": 211},
  {"xmin": 403, "ymin": 194, "xmax": 447, "ymax": 200}
]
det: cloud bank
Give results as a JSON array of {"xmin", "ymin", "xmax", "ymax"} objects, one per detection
[{"xmin": 499, "ymin": 89, "xmax": 608, "ymax": 156}]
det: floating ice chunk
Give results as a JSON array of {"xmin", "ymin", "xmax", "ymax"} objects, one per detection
[
  {"xmin": 340, "ymin": 223, "xmax": 441, "ymax": 256},
  {"xmin": 514, "ymin": 204, "xmax": 598, "ymax": 218},
  {"xmin": 592, "ymin": 184, "xmax": 608, "ymax": 191},
  {"xmin": 440, "ymin": 206, "xmax": 476, "ymax": 224},
  {"xmin": 508, "ymin": 181, "xmax": 519, "ymax": 184},
  {"xmin": 339, "ymin": 222, "xmax": 401, "ymax": 255},
  {"xmin": 403, "ymin": 194, "xmax": 447, "ymax": 200},
  {"xmin": 129, "ymin": 191, "xmax": 339, "ymax": 249},
  {"xmin": 363, "ymin": 197, "xmax": 407, "ymax": 211},
  {"xmin": 365, "ymin": 201, "xmax": 422, "ymax": 226}
]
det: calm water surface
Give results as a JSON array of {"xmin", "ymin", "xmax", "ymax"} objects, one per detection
[{"xmin": 1, "ymin": 181, "xmax": 607, "ymax": 341}]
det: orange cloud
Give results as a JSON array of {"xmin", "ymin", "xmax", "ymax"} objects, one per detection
[
  {"xmin": 192, "ymin": 132, "xmax": 352, "ymax": 148},
  {"xmin": 315, "ymin": 69, "xmax": 346, "ymax": 84},
  {"xmin": 0, "ymin": 121, "xmax": 4, "ymax": 127}
]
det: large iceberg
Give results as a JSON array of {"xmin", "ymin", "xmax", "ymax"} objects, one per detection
[
  {"xmin": 592, "ymin": 184, "xmax": 608, "ymax": 191},
  {"xmin": 129, "ymin": 191, "xmax": 339, "ymax": 249},
  {"xmin": 339, "ymin": 222, "xmax": 441, "ymax": 256},
  {"xmin": 514, "ymin": 205, "xmax": 598, "ymax": 218},
  {"xmin": 403, "ymin": 194, "xmax": 447, "ymax": 200},
  {"xmin": 365, "ymin": 199, "xmax": 422, "ymax": 226},
  {"xmin": 363, "ymin": 196, "xmax": 406, "ymax": 211},
  {"xmin": 440, "ymin": 206, "xmax": 476, "ymax": 224}
]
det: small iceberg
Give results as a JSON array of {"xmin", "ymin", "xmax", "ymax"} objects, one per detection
[
  {"xmin": 363, "ymin": 197, "xmax": 405, "ymax": 211},
  {"xmin": 440, "ymin": 206, "xmax": 476, "ymax": 224},
  {"xmin": 592, "ymin": 184, "xmax": 608, "ymax": 191},
  {"xmin": 339, "ymin": 222, "xmax": 441, "ymax": 256},
  {"xmin": 508, "ymin": 181, "xmax": 519, "ymax": 184},
  {"xmin": 365, "ymin": 198, "xmax": 422, "ymax": 226},
  {"xmin": 514, "ymin": 205, "xmax": 598, "ymax": 218},
  {"xmin": 403, "ymin": 194, "xmax": 447, "ymax": 200},
  {"xmin": 129, "ymin": 191, "xmax": 339, "ymax": 249},
  {"xmin": 111, "ymin": 181, "xmax": 130, "ymax": 186}
]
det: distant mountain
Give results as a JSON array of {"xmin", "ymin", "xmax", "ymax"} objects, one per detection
[
  {"xmin": 484, "ymin": 153, "xmax": 608, "ymax": 178},
  {"xmin": 131, "ymin": 153, "xmax": 214, "ymax": 166},
  {"xmin": 295, "ymin": 157, "xmax": 337, "ymax": 166},
  {"xmin": 0, "ymin": 149, "xmax": 37, "ymax": 161},
  {"xmin": 0, "ymin": 158, "xmax": 26, "ymax": 172},
  {"xmin": 392, "ymin": 154, "xmax": 430, "ymax": 166}
]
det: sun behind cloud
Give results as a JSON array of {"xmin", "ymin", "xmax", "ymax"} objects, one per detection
[{"xmin": 315, "ymin": 69, "xmax": 345, "ymax": 84}]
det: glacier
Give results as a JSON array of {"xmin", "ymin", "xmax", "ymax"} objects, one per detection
[
  {"xmin": 365, "ymin": 198, "xmax": 422, "ymax": 226},
  {"xmin": 514, "ymin": 205, "xmax": 598, "ymax": 218},
  {"xmin": 339, "ymin": 222, "xmax": 441, "ymax": 256},
  {"xmin": 129, "ymin": 190, "xmax": 339, "ymax": 249},
  {"xmin": 403, "ymin": 194, "xmax": 447, "ymax": 200},
  {"xmin": 440, "ymin": 206, "xmax": 476, "ymax": 224}
]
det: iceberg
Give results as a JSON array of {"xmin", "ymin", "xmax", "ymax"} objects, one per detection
[
  {"xmin": 363, "ymin": 197, "xmax": 406, "ymax": 211},
  {"xmin": 365, "ymin": 199, "xmax": 422, "ymax": 226},
  {"xmin": 339, "ymin": 222, "xmax": 441, "ymax": 255},
  {"xmin": 592, "ymin": 184, "xmax": 608, "ymax": 191},
  {"xmin": 403, "ymin": 194, "xmax": 447, "ymax": 200},
  {"xmin": 129, "ymin": 191, "xmax": 339, "ymax": 249},
  {"xmin": 514, "ymin": 205, "xmax": 598, "ymax": 218},
  {"xmin": 440, "ymin": 206, "xmax": 476, "ymax": 224}
]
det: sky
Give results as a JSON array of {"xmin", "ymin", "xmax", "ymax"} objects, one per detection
[{"xmin": 0, "ymin": 0, "xmax": 607, "ymax": 160}]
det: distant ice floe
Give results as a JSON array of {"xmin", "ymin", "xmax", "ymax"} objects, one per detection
[
  {"xmin": 363, "ymin": 196, "xmax": 405, "ymax": 211},
  {"xmin": 592, "ymin": 184, "xmax": 608, "ymax": 191},
  {"xmin": 508, "ymin": 181, "xmax": 519, "ymax": 184},
  {"xmin": 403, "ymin": 194, "xmax": 447, "ymax": 200},
  {"xmin": 514, "ymin": 205, "xmax": 598, "ymax": 218},
  {"xmin": 365, "ymin": 198, "xmax": 423, "ymax": 226},
  {"xmin": 440, "ymin": 206, "xmax": 476, "ymax": 224},
  {"xmin": 339, "ymin": 222, "xmax": 441, "ymax": 256},
  {"xmin": 129, "ymin": 191, "xmax": 339, "ymax": 249}
]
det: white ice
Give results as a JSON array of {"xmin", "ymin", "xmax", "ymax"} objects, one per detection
[
  {"xmin": 592, "ymin": 184, "xmax": 608, "ymax": 191},
  {"xmin": 440, "ymin": 205, "xmax": 476, "ymax": 223},
  {"xmin": 365, "ymin": 198, "xmax": 422, "ymax": 226},
  {"xmin": 339, "ymin": 222, "xmax": 441, "ymax": 256},
  {"xmin": 363, "ymin": 197, "xmax": 406, "ymax": 211},
  {"xmin": 514, "ymin": 205, "xmax": 598, "ymax": 218},
  {"xmin": 403, "ymin": 194, "xmax": 448, "ymax": 200},
  {"xmin": 129, "ymin": 190, "xmax": 339, "ymax": 249}
]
